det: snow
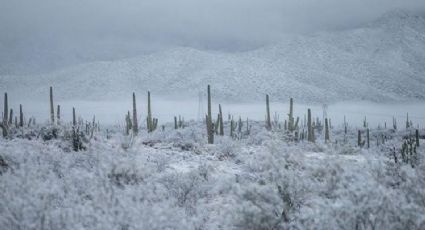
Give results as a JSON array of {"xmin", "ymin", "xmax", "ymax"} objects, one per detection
[
  {"xmin": 1, "ymin": 121, "xmax": 424, "ymax": 229},
  {"xmin": 1, "ymin": 9, "xmax": 425, "ymax": 230},
  {"xmin": 1, "ymin": 11, "xmax": 425, "ymax": 103}
]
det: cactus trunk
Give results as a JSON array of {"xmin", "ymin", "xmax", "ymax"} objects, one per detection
[
  {"xmin": 1, "ymin": 93, "xmax": 8, "ymax": 137},
  {"xmin": 19, "ymin": 104, "xmax": 23, "ymax": 127},
  {"xmin": 147, "ymin": 91, "xmax": 153, "ymax": 133},
  {"xmin": 325, "ymin": 118, "xmax": 330, "ymax": 143},
  {"xmin": 206, "ymin": 85, "xmax": 214, "ymax": 144},
  {"xmin": 72, "ymin": 107, "xmax": 76, "ymax": 127},
  {"xmin": 266, "ymin": 94, "xmax": 271, "ymax": 130},
  {"xmin": 416, "ymin": 129, "xmax": 420, "ymax": 147},
  {"xmin": 358, "ymin": 130, "xmax": 362, "ymax": 147},
  {"xmin": 307, "ymin": 109, "xmax": 314, "ymax": 142},
  {"xmin": 50, "ymin": 86, "xmax": 55, "ymax": 124},
  {"xmin": 132, "ymin": 92, "xmax": 138, "ymax": 135},
  {"xmin": 219, "ymin": 104, "xmax": 224, "ymax": 136},
  {"xmin": 57, "ymin": 105, "xmax": 60, "ymax": 125},
  {"xmin": 367, "ymin": 128, "xmax": 370, "ymax": 148}
]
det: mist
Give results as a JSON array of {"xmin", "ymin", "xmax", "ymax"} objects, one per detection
[{"xmin": 1, "ymin": 0, "xmax": 425, "ymax": 74}]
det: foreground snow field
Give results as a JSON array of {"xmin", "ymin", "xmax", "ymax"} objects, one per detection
[{"xmin": 1, "ymin": 120, "xmax": 424, "ymax": 229}]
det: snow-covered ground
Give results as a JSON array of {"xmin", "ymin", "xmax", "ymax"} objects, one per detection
[
  {"xmin": 1, "ymin": 119, "xmax": 424, "ymax": 229},
  {"xmin": 1, "ymin": 9, "xmax": 425, "ymax": 230}
]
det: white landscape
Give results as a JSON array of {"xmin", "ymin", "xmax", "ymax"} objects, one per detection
[{"xmin": 1, "ymin": 1, "xmax": 425, "ymax": 230}]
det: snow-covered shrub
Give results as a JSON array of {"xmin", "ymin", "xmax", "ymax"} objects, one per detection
[{"xmin": 209, "ymin": 136, "xmax": 241, "ymax": 160}]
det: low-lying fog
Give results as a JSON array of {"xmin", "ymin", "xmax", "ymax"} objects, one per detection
[{"xmin": 9, "ymin": 97, "xmax": 425, "ymax": 128}]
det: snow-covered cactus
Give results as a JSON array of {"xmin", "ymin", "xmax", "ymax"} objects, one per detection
[
  {"xmin": 406, "ymin": 113, "xmax": 410, "ymax": 129},
  {"xmin": 325, "ymin": 118, "xmax": 330, "ymax": 143},
  {"xmin": 1, "ymin": 93, "xmax": 8, "ymax": 137},
  {"xmin": 367, "ymin": 128, "xmax": 370, "ymax": 149},
  {"xmin": 57, "ymin": 105, "xmax": 60, "ymax": 125},
  {"xmin": 147, "ymin": 91, "xmax": 156, "ymax": 133},
  {"xmin": 206, "ymin": 85, "xmax": 214, "ymax": 144},
  {"xmin": 19, "ymin": 104, "xmax": 23, "ymax": 127},
  {"xmin": 72, "ymin": 107, "xmax": 76, "ymax": 127},
  {"xmin": 8, "ymin": 109, "xmax": 13, "ymax": 126},
  {"xmin": 125, "ymin": 111, "xmax": 132, "ymax": 135},
  {"xmin": 132, "ymin": 92, "xmax": 138, "ymax": 135},
  {"xmin": 219, "ymin": 104, "xmax": 224, "ymax": 136},
  {"xmin": 265, "ymin": 94, "xmax": 271, "ymax": 130},
  {"xmin": 288, "ymin": 98, "xmax": 295, "ymax": 132},
  {"xmin": 230, "ymin": 117, "xmax": 236, "ymax": 138},
  {"xmin": 307, "ymin": 109, "xmax": 314, "ymax": 142},
  {"xmin": 416, "ymin": 129, "xmax": 420, "ymax": 147},
  {"xmin": 50, "ymin": 86, "xmax": 55, "ymax": 124},
  {"xmin": 392, "ymin": 117, "xmax": 397, "ymax": 130}
]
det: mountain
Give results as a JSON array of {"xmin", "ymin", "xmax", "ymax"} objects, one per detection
[{"xmin": 1, "ymin": 10, "xmax": 425, "ymax": 103}]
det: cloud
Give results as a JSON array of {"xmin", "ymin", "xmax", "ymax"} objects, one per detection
[{"xmin": 0, "ymin": 0, "xmax": 424, "ymax": 74}]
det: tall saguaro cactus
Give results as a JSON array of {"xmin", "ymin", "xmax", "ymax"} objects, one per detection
[
  {"xmin": 307, "ymin": 109, "xmax": 314, "ymax": 142},
  {"xmin": 19, "ymin": 104, "xmax": 23, "ymax": 127},
  {"xmin": 366, "ymin": 128, "xmax": 370, "ymax": 148},
  {"xmin": 132, "ymin": 92, "xmax": 138, "ymax": 135},
  {"xmin": 147, "ymin": 91, "xmax": 153, "ymax": 133},
  {"xmin": 288, "ymin": 98, "xmax": 295, "ymax": 132},
  {"xmin": 8, "ymin": 109, "xmax": 13, "ymax": 125},
  {"xmin": 415, "ymin": 129, "xmax": 419, "ymax": 147},
  {"xmin": 358, "ymin": 130, "xmax": 362, "ymax": 147},
  {"xmin": 3, "ymin": 93, "xmax": 8, "ymax": 124},
  {"xmin": 266, "ymin": 94, "xmax": 271, "ymax": 130},
  {"xmin": 219, "ymin": 104, "xmax": 224, "ymax": 136},
  {"xmin": 1, "ymin": 93, "xmax": 9, "ymax": 137},
  {"xmin": 50, "ymin": 86, "xmax": 55, "ymax": 124},
  {"xmin": 325, "ymin": 118, "xmax": 330, "ymax": 143},
  {"xmin": 206, "ymin": 85, "xmax": 214, "ymax": 144},
  {"xmin": 406, "ymin": 113, "xmax": 410, "ymax": 129},
  {"xmin": 72, "ymin": 107, "xmax": 76, "ymax": 127},
  {"xmin": 57, "ymin": 105, "xmax": 61, "ymax": 125}
]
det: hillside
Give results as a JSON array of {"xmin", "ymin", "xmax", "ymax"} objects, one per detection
[{"xmin": 1, "ymin": 10, "xmax": 425, "ymax": 103}]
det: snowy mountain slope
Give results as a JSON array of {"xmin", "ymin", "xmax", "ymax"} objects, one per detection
[{"xmin": 1, "ymin": 10, "xmax": 425, "ymax": 103}]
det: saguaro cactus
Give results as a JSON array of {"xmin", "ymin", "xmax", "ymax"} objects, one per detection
[
  {"xmin": 57, "ymin": 105, "xmax": 61, "ymax": 125},
  {"xmin": 132, "ymin": 92, "xmax": 138, "ymax": 135},
  {"xmin": 147, "ymin": 91, "xmax": 155, "ymax": 133},
  {"xmin": 307, "ymin": 109, "xmax": 314, "ymax": 142},
  {"xmin": 72, "ymin": 107, "xmax": 76, "ymax": 127},
  {"xmin": 219, "ymin": 104, "xmax": 224, "ymax": 136},
  {"xmin": 19, "ymin": 104, "xmax": 23, "ymax": 127},
  {"xmin": 392, "ymin": 117, "xmax": 397, "ymax": 130},
  {"xmin": 266, "ymin": 94, "xmax": 271, "ymax": 130},
  {"xmin": 206, "ymin": 85, "xmax": 214, "ymax": 144},
  {"xmin": 406, "ymin": 113, "xmax": 410, "ymax": 129},
  {"xmin": 358, "ymin": 130, "xmax": 362, "ymax": 147},
  {"xmin": 125, "ymin": 112, "xmax": 132, "ymax": 135},
  {"xmin": 367, "ymin": 128, "xmax": 370, "ymax": 149},
  {"xmin": 50, "ymin": 86, "xmax": 55, "ymax": 124},
  {"xmin": 288, "ymin": 98, "xmax": 295, "ymax": 132},
  {"xmin": 8, "ymin": 109, "xmax": 13, "ymax": 126},
  {"xmin": 230, "ymin": 117, "xmax": 236, "ymax": 138},
  {"xmin": 325, "ymin": 118, "xmax": 330, "ymax": 143},
  {"xmin": 1, "ymin": 93, "xmax": 8, "ymax": 137}
]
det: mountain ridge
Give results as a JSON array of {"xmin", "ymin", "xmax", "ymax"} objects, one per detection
[{"xmin": 1, "ymin": 10, "xmax": 425, "ymax": 103}]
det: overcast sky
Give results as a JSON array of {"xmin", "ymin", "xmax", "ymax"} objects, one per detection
[{"xmin": 1, "ymin": 0, "xmax": 424, "ymax": 74}]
